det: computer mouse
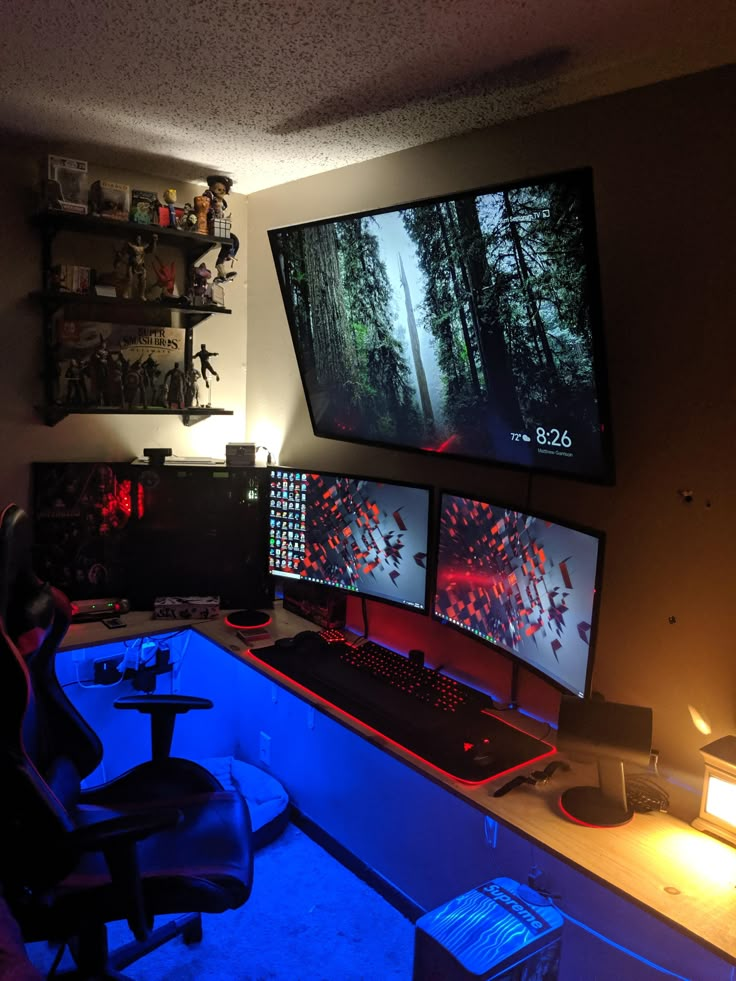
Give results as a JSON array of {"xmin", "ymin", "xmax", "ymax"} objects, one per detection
[
  {"xmin": 293, "ymin": 630, "xmax": 330, "ymax": 651},
  {"xmin": 274, "ymin": 631, "xmax": 328, "ymax": 652}
]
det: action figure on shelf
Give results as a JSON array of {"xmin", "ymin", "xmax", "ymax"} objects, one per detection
[
  {"xmin": 65, "ymin": 359, "xmax": 88, "ymax": 405},
  {"xmin": 124, "ymin": 356, "xmax": 148, "ymax": 408},
  {"xmin": 203, "ymin": 174, "xmax": 233, "ymax": 227},
  {"xmin": 127, "ymin": 233, "xmax": 158, "ymax": 301},
  {"xmin": 150, "ymin": 256, "xmax": 177, "ymax": 300},
  {"xmin": 89, "ymin": 336, "xmax": 109, "ymax": 405},
  {"xmin": 185, "ymin": 365, "xmax": 201, "ymax": 407},
  {"xmin": 108, "ymin": 350, "xmax": 128, "ymax": 407},
  {"xmin": 192, "ymin": 343, "xmax": 220, "ymax": 388},
  {"xmin": 177, "ymin": 202, "xmax": 198, "ymax": 231},
  {"xmin": 189, "ymin": 262, "xmax": 213, "ymax": 306},
  {"xmin": 163, "ymin": 362, "xmax": 185, "ymax": 409},
  {"xmin": 213, "ymin": 233, "xmax": 239, "ymax": 285},
  {"xmin": 163, "ymin": 188, "xmax": 178, "ymax": 228},
  {"xmin": 141, "ymin": 354, "xmax": 162, "ymax": 404}
]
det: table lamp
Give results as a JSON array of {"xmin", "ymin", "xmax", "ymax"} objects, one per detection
[{"xmin": 692, "ymin": 735, "xmax": 736, "ymax": 846}]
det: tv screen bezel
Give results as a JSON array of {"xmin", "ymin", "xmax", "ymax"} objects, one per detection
[
  {"xmin": 268, "ymin": 165, "xmax": 615, "ymax": 486},
  {"xmin": 431, "ymin": 488, "xmax": 605, "ymax": 698},
  {"xmin": 268, "ymin": 465, "xmax": 434, "ymax": 616}
]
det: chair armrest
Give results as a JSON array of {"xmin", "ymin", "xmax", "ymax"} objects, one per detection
[
  {"xmin": 71, "ymin": 807, "xmax": 181, "ymax": 850},
  {"xmin": 71, "ymin": 807, "xmax": 181, "ymax": 941},
  {"xmin": 113, "ymin": 695, "xmax": 213, "ymax": 761},
  {"xmin": 114, "ymin": 695, "xmax": 213, "ymax": 714}
]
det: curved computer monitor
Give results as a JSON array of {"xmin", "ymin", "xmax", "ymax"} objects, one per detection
[
  {"xmin": 556, "ymin": 695, "xmax": 653, "ymax": 827},
  {"xmin": 268, "ymin": 468, "xmax": 432, "ymax": 614},
  {"xmin": 432, "ymin": 491, "xmax": 604, "ymax": 699}
]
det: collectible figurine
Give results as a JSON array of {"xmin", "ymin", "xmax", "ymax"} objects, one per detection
[
  {"xmin": 184, "ymin": 365, "xmax": 201, "ymax": 407},
  {"xmin": 89, "ymin": 337, "xmax": 109, "ymax": 406},
  {"xmin": 141, "ymin": 354, "xmax": 161, "ymax": 404},
  {"xmin": 203, "ymin": 174, "xmax": 233, "ymax": 227},
  {"xmin": 189, "ymin": 262, "xmax": 212, "ymax": 306},
  {"xmin": 177, "ymin": 202, "xmax": 198, "ymax": 231},
  {"xmin": 193, "ymin": 196, "xmax": 209, "ymax": 234},
  {"xmin": 127, "ymin": 233, "xmax": 158, "ymax": 301},
  {"xmin": 150, "ymin": 256, "xmax": 177, "ymax": 299},
  {"xmin": 163, "ymin": 188, "xmax": 178, "ymax": 228},
  {"xmin": 108, "ymin": 351, "xmax": 127, "ymax": 407},
  {"xmin": 213, "ymin": 233, "xmax": 240, "ymax": 285},
  {"xmin": 163, "ymin": 362, "xmax": 185, "ymax": 409},
  {"xmin": 124, "ymin": 356, "xmax": 148, "ymax": 408},
  {"xmin": 65, "ymin": 358, "xmax": 87, "ymax": 405},
  {"xmin": 192, "ymin": 343, "xmax": 220, "ymax": 390}
]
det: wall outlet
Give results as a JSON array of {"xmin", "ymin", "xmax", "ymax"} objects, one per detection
[
  {"xmin": 259, "ymin": 731, "xmax": 271, "ymax": 766},
  {"xmin": 484, "ymin": 815, "xmax": 498, "ymax": 848},
  {"xmin": 93, "ymin": 654, "xmax": 123, "ymax": 685}
]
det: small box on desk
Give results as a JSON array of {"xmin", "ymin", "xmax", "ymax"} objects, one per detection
[
  {"xmin": 226, "ymin": 443, "xmax": 256, "ymax": 467},
  {"xmin": 282, "ymin": 580, "xmax": 346, "ymax": 630},
  {"xmin": 153, "ymin": 596, "xmax": 220, "ymax": 620},
  {"xmin": 413, "ymin": 877, "xmax": 562, "ymax": 981}
]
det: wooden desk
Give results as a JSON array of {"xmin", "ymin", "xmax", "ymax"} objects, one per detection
[{"xmin": 60, "ymin": 608, "xmax": 736, "ymax": 972}]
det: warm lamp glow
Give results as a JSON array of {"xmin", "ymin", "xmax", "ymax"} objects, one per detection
[
  {"xmin": 693, "ymin": 735, "xmax": 736, "ymax": 846},
  {"xmin": 704, "ymin": 775, "xmax": 736, "ymax": 824},
  {"xmin": 251, "ymin": 420, "xmax": 282, "ymax": 464},
  {"xmin": 688, "ymin": 704, "xmax": 712, "ymax": 736}
]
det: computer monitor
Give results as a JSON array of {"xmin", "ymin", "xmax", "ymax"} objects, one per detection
[
  {"xmin": 268, "ymin": 468, "xmax": 432, "ymax": 614},
  {"xmin": 269, "ymin": 167, "xmax": 614, "ymax": 484},
  {"xmin": 556, "ymin": 695, "xmax": 653, "ymax": 827},
  {"xmin": 433, "ymin": 491, "xmax": 604, "ymax": 699}
]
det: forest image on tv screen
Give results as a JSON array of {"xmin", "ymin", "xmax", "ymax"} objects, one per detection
[
  {"xmin": 270, "ymin": 169, "xmax": 612, "ymax": 482},
  {"xmin": 434, "ymin": 494, "xmax": 601, "ymax": 696},
  {"xmin": 269, "ymin": 470, "xmax": 430, "ymax": 611}
]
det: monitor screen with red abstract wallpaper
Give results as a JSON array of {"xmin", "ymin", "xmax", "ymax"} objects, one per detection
[
  {"xmin": 268, "ymin": 468, "xmax": 431, "ymax": 614},
  {"xmin": 433, "ymin": 491, "xmax": 604, "ymax": 697}
]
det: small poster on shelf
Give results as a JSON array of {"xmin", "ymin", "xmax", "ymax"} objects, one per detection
[
  {"xmin": 89, "ymin": 179, "xmax": 131, "ymax": 220},
  {"xmin": 53, "ymin": 320, "xmax": 186, "ymax": 409}
]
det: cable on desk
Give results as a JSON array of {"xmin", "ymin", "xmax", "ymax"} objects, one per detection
[
  {"xmin": 626, "ymin": 773, "xmax": 670, "ymax": 814},
  {"xmin": 551, "ymin": 905, "xmax": 692, "ymax": 980}
]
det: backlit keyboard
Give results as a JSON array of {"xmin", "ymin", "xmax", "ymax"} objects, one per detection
[
  {"xmin": 249, "ymin": 628, "xmax": 554, "ymax": 782},
  {"xmin": 333, "ymin": 638, "xmax": 478, "ymax": 714}
]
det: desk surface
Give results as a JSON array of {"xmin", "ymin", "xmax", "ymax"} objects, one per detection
[{"xmin": 60, "ymin": 607, "xmax": 736, "ymax": 966}]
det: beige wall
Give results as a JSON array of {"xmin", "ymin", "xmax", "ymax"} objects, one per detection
[
  {"xmin": 0, "ymin": 154, "xmax": 249, "ymax": 509},
  {"xmin": 246, "ymin": 64, "xmax": 736, "ymax": 812}
]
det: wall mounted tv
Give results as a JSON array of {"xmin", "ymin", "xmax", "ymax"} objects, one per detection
[
  {"xmin": 268, "ymin": 467, "xmax": 432, "ymax": 614},
  {"xmin": 433, "ymin": 491, "xmax": 604, "ymax": 698},
  {"xmin": 269, "ymin": 167, "xmax": 614, "ymax": 484}
]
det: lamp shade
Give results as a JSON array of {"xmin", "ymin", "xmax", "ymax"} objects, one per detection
[{"xmin": 693, "ymin": 735, "xmax": 736, "ymax": 846}]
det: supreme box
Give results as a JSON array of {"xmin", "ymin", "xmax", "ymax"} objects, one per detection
[
  {"xmin": 153, "ymin": 596, "xmax": 220, "ymax": 620},
  {"xmin": 413, "ymin": 878, "xmax": 563, "ymax": 981}
]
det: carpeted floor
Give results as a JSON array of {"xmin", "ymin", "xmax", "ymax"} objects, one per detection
[{"xmin": 27, "ymin": 823, "xmax": 416, "ymax": 980}]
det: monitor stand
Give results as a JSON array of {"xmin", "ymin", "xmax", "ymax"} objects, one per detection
[
  {"xmin": 560, "ymin": 757, "xmax": 633, "ymax": 827},
  {"xmin": 224, "ymin": 609, "xmax": 272, "ymax": 630}
]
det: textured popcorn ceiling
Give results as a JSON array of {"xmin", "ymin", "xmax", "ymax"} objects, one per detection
[{"xmin": 1, "ymin": 0, "xmax": 733, "ymax": 193}]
